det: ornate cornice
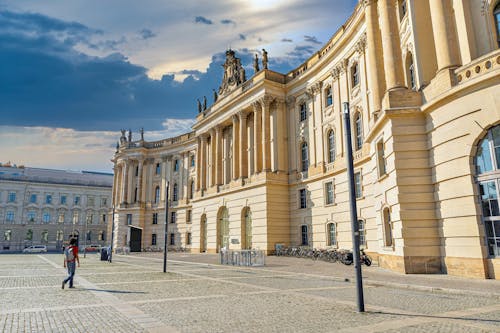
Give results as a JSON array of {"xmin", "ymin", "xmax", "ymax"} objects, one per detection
[{"xmin": 286, "ymin": 96, "xmax": 296, "ymax": 108}]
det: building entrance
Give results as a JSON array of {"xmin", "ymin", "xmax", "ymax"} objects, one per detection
[{"xmin": 129, "ymin": 227, "xmax": 142, "ymax": 252}]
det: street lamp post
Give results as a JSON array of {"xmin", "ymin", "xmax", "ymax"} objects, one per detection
[
  {"xmin": 109, "ymin": 205, "xmax": 115, "ymax": 263},
  {"xmin": 342, "ymin": 102, "xmax": 365, "ymax": 312},
  {"xmin": 163, "ymin": 181, "xmax": 170, "ymax": 273},
  {"xmin": 83, "ymin": 217, "xmax": 88, "ymax": 258}
]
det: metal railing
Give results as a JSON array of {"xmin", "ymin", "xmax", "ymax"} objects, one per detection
[{"xmin": 220, "ymin": 249, "xmax": 265, "ymax": 267}]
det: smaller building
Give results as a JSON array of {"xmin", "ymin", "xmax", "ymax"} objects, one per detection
[{"xmin": 0, "ymin": 165, "xmax": 113, "ymax": 252}]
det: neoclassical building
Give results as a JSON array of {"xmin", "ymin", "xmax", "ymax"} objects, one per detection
[
  {"xmin": 0, "ymin": 165, "xmax": 113, "ymax": 252},
  {"xmin": 112, "ymin": 0, "xmax": 500, "ymax": 279}
]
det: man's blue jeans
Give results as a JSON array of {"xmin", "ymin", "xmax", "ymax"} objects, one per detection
[{"xmin": 63, "ymin": 262, "xmax": 76, "ymax": 287}]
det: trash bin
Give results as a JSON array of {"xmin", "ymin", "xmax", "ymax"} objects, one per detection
[{"xmin": 100, "ymin": 247, "xmax": 108, "ymax": 261}]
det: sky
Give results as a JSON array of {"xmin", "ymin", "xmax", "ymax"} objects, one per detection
[{"xmin": 0, "ymin": 0, "xmax": 357, "ymax": 173}]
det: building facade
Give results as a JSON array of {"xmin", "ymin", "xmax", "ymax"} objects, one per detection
[
  {"xmin": 112, "ymin": 0, "xmax": 500, "ymax": 279},
  {"xmin": 0, "ymin": 165, "xmax": 113, "ymax": 252}
]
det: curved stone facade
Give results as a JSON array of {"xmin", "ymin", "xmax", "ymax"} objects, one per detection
[{"xmin": 112, "ymin": 0, "xmax": 500, "ymax": 279}]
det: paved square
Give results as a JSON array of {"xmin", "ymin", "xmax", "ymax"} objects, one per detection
[{"xmin": 0, "ymin": 253, "xmax": 499, "ymax": 332}]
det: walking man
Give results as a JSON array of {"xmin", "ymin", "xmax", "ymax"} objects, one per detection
[{"xmin": 62, "ymin": 238, "xmax": 80, "ymax": 289}]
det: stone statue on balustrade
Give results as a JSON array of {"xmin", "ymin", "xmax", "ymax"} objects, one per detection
[
  {"xmin": 197, "ymin": 99, "xmax": 202, "ymax": 113},
  {"xmin": 140, "ymin": 128, "xmax": 144, "ymax": 141},
  {"xmin": 128, "ymin": 129, "xmax": 132, "ymax": 142},
  {"xmin": 213, "ymin": 89, "xmax": 218, "ymax": 103},
  {"xmin": 253, "ymin": 54, "xmax": 260, "ymax": 73},
  {"xmin": 262, "ymin": 49, "xmax": 268, "ymax": 69},
  {"xmin": 203, "ymin": 96, "xmax": 207, "ymax": 110},
  {"xmin": 120, "ymin": 129, "xmax": 127, "ymax": 144}
]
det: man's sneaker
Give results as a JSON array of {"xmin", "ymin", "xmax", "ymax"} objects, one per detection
[
  {"xmin": 69, "ymin": 286, "xmax": 75, "ymax": 288},
  {"xmin": 61, "ymin": 281, "xmax": 65, "ymax": 289}
]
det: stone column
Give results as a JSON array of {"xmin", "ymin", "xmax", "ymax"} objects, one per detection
[
  {"xmin": 275, "ymin": 99, "xmax": 287, "ymax": 172},
  {"xmin": 378, "ymin": 0, "xmax": 405, "ymax": 90},
  {"xmin": 364, "ymin": 0, "xmax": 385, "ymax": 112},
  {"xmin": 127, "ymin": 161, "xmax": 134, "ymax": 204},
  {"xmin": 200, "ymin": 135, "xmax": 207, "ymax": 190},
  {"xmin": 210, "ymin": 129, "xmax": 216, "ymax": 187},
  {"xmin": 215, "ymin": 126, "xmax": 223, "ymax": 186},
  {"xmin": 137, "ymin": 159, "xmax": 144, "ymax": 203},
  {"xmin": 261, "ymin": 96, "xmax": 273, "ymax": 171},
  {"xmin": 232, "ymin": 115, "xmax": 240, "ymax": 180},
  {"xmin": 239, "ymin": 111, "xmax": 248, "ymax": 178},
  {"xmin": 196, "ymin": 137, "xmax": 202, "ymax": 191},
  {"xmin": 120, "ymin": 162, "xmax": 128, "ymax": 204},
  {"xmin": 253, "ymin": 102, "xmax": 262, "ymax": 174},
  {"xmin": 112, "ymin": 164, "xmax": 119, "ymax": 206},
  {"xmin": 429, "ymin": 0, "xmax": 460, "ymax": 71}
]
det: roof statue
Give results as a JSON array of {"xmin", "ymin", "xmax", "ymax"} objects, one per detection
[
  {"xmin": 197, "ymin": 99, "xmax": 202, "ymax": 113},
  {"xmin": 120, "ymin": 129, "xmax": 127, "ymax": 144},
  {"xmin": 253, "ymin": 53, "xmax": 260, "ymax": 73},
  {"xmin": 262, "ymin": 49, "xmax": 268, "ymax": 69},
  {"xmin": 213, "ymin": 89, "xmax": 218, "ymax": 103},
  {"xmin": 218, "ymin": 49, "xmax": 246, "ymax": 97},
  {"xmin": 203, "ymin": 96, "xmax": 207, "ymax": 110}
]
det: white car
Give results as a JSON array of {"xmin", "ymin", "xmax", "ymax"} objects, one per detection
[{"xmin": 22, "ymin": 245, "xmax": 47, "ymax": 253}]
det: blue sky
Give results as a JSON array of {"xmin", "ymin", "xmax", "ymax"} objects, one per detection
[{"xmin": 0, "ymin": 0, "xmax": 357, "ymax": 172}]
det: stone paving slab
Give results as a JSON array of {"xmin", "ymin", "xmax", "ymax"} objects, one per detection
[{"xmin": 1, "ymin": 253, "xmax": 499, "ymax": 333}]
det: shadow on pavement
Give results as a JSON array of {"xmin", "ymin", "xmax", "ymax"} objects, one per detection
[
  {"xmin": 77, "ymin": 288, "xmax": 147, "ymax": 294},
  {"xmin": 371, "ymin": 311, "xmax": 500, "ymax": 324}
]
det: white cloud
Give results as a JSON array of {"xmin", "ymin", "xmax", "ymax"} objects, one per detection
[{"xmin": 0, "ymin": 119, "xmax": 196, "ymax": 172}]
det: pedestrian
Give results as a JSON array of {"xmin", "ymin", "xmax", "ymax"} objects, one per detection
[{"xmin": 62, "ymin": 238, "xmax": 80, "ymax": 289}]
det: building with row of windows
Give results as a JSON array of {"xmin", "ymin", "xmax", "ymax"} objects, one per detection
[
  {"xmin": 0, "ymin": 165, "xmax": 113, "ymax": 252},
  {"xmin": 112, "ymin": 0, "xmax": 500, "ymax": 279}
]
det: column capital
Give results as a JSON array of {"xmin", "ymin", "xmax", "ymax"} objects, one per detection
[
  {"xmin": 306, "ymin": 82, "xmax": 322, "ymax": 97},
  {"xmin": 200, "ymin": 133, "xmax": 208, "ymax": 142},
  {"xmin": 355, "ymin": 33, "xmax": 367, "ymax": 54},
  {"xmin": 362, "ymin": 0, "xmax": 377, "ymax": 8},
  {"xmin": 259, "ymin": 95, "xmax": 275, "ymax": 108},
  {"xmin": 286, "ymin": 96, "xmax": 296, "ymax": 108},
  {"xmin": 331, "ymin": 67, "xmax": 341, "ymax": 81},
  {"xmin": 238, "ymin": 110, "xmax": 249, "ymax": 120},
  {"xmin": 252, "ymin": 101, "xmax": 261, "ymax": 112}
]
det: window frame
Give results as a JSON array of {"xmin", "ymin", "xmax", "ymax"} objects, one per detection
[
  {"xmin": 8, "ymin": 192, "xmax": 16, "ymax": 203},
  {"xmin": 354, "ymin": 112, "xmax": 363, "ymax": 150},
  {"xmin": 152, "ymin": 212, "xmax": 158, "ymax": 225},
  {"xmin": 299, "ymin": 102, "xmax": 307, "ymax": 122},
  {"xmin": 325, "ymin": 86, "xmax": 333, "ymax": 107},
  {"xmin": 327, "ymin": 130, "xmax": 335, "ymax": 163},
  {"xmin": 301, "ymin": 141, "xmax": 309, "ymax": 172},
  {"xmin": 300, "ymin": 225, "xmax": 309, "ymax": 246},
  {"xmin": 376, "ymin": 138, "xmax": 387, "ymax": 178},
  {"xmin": 354, "ymin": 171, "xmax": 363, "ymax": 199},
  {"xmin": 351, "ymin": 62, "xmax": 359, "ymax": 87},
  {"xmin": 327, "ymin": 223, "xmax": 337, "ymax": 247},
  {"xmin": 299, "ymin": 188, "xmax": 307, "ymax": 209},
  {"xmin": 324, "ymin": 180, "xmax": 335, "ymax": 206}
]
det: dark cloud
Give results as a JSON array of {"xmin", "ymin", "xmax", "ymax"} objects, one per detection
[
  {"xmin": 138, "ymin": 28, "xmax": 156, "ymax": 40},
  {"xmin": 304, "ymin": 35, "xmax": 322, "ymax": 44},
  {"xmin": 0, "ymin": 10, "xmax": 313, "ymax": 132},
  {"xmin": 194, "ymin": 16, "xmax": 213, "ymax": 25},
  {"xmin": 220, "ymin": 19, "xmax": 235, "ymax": 25},
  {"xmin": 239, "ymin": 34, "xmax": 246, "ymax": 41},
  {"xmin": 281, "ymin": 38, "xmax": 293, "ymax": 43}
]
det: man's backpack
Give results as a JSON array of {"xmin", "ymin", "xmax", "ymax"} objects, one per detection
[{"xmin": 65, "ymin": 246, "xmax": 75, "ymax": 261}]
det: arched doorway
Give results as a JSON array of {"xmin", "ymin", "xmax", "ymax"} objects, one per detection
[
  {"xmin": 200, "ymin": 214, "xmax": 207, "ymax": 253},
  {"xmin": 217, "ymin": 207, "xmax": 230, "ymax": 252},
  {"xmin": 241, "ymin": 207, "xmax": 252, "ymax": 250}
]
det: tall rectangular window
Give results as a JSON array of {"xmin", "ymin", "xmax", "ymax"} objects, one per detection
[
  {"xmin": 351, "ymin": 63, "xmax": 359, "ymax": 87},
  {"xmin": 376, "ymin": 139, "xmax": 386, "ymax": 178},
  {"xmin": 155, "ymin": 163, "xmax": 161, "ymax": 175},
  {"xmin": 152, "ymin": 213, "xmax": 158, "ymax": 224},
  {"xmin": 190, "ymin": 156, "xmax": 195, "ymax": 168},
  {"xmin": 27, "ymin": 211, "xmax": 36, "ymax": 223},
  {"xmin": 299, "ymin": 103, "xmax": 307, "ymax": 122},
  {"xmin": 174, "ymin": 159, "xmax": 179, "ymax": 172},
  {"xmin": 4, "ymin": 230, "xmax": 12, "ymax": 241},
  {"xmin": 102, "ymin": 214, "xmax": 106, "ymax": 224},
  {"xmin": 325, "ymin": 181, "xmax": 334, "ymax": 205},
  {"xmin": 42, "ymin": 213, "xmax": 51, "ymax": 224},
  {"xmin": 171, "ymin": 211, "xmax": 176, "ymax": 224},
  {"xmin": 358, "ymin": 220, "xmax": 366, "ymax": 247},
  {"xmin": 186, "ymin": 210, "xmax": 192, "ymax": 223},
  {"xmin": 127, "ymin": 214, "xmax": 132, "ymax": 225},
  {"xmin": 354, "ymin": 172, "xmax": 362, "ymax": 198},
  {"xmin": 58, "ymin": 212, "xmax": 65, "ymax": 224},
  {"xmin": 74, "ymin": 196, "xmax": 80, "ymax": 205},
  {"xmin": 6, "ymin": 211, "xmax": 15, "ymax": 223},
  {"xmin": 72, "ymin": 211, "xmax": 79, "ymax": 224},
  {"xmin": 30, "ymin": 194, "xmax": 37, "ymax": 203},
  {"xmin": 299, "ymin": 189, "xmax": 307, "ymax": 209},
  {"xmin": 186, "ymin": 232, "xmax": 192, "ymax": 245},
  {"xmin": 87, "ymin": 196, "xmax": 95, "ymax": 207},
  {"xmin": 60, "ymin": 195, "xmax": 67, "ymax": 205},
  {"xmin": 86, "ymin": 214, "xmax": 93, "ymax": 225},
  {"xmin": 101, "ymin": 197, "xmax": 107, "ymax": 207},
  {"xmin": 301, "ymin": 225, "xmax": 309, "ymax": 246},
  {"xmin": 170, "ymin": 233, "xmax": 175, "ymax": 245},
  {"xmin": 45, "ymin": 195, "xmax": 52, "ymax": 204},
  {"xmin": 8, "ymin": 192, "xmax": 16, "ymax": 202},
  {"xmin": 152, "ymin": 233, "xmax": 157, "ymax": 246}
]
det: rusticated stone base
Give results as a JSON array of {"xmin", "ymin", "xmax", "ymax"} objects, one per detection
[
  {"xmin": 486, "ymin": 258, "xmax": 500, "ymax": 279},
  {"xmin": 445, "ymin": 257, "xmax": 488, "ymax": 279},
  {"xmin": 377, "ymin": 254, "xmax": 443, "ymax": 274}
]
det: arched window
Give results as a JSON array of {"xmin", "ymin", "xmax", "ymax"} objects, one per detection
[
  {"xmin": 241, "ymin": 208, "xmax": 252, "ymax": 250},
  {"xmin": 325, "ymin": 86, "xmax": 333, "ymax": 106},
  {"xmin": 299, "ymin": 102, "xmax": 307, "ymax": 122},
  {"xmin": 383, "ymin": 208, "xmax": 393, "ymax": 247},
  {"xmin": 301, "ymin": 225, "xmax": 309, "ymax": 246},
  {"xmin": 354, "ymin": 112, "xmax": 363, "ymax": 150},
  {"xmin": 476, "ymin": 124, "xmax": 500, "ymax": 256},
  {"xmin": 351, "ymin": 62, "xmax": 359, "ymax": 87},
  {"xmin": 173, "ymin": 183, "xmax": 178, "ymax": 201},
  {"xmin": 327, "ymin": 223, "xmax": 336, "ymax": 246},
  {"xmin": 301, "ymin": 142, "xmax": 309, "ymax": 172},
  {"xmin": 406, "ymin": 53, "xmax": 416, "ymax": 90},
  {"xmin": 495, "ymin": 3, "xmax": 500, "ymax": 48},
  {"xmin": 154, "ymin": 186, "xmax": 160, "ymax": 204},
  {"xmin": 327, "ymin": 130, "xmax": 335, "ymax": 163}
]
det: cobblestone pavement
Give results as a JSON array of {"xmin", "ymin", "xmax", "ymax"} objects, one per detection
[{"xmin": 0, "ymin": 253, "xmax": 499, "ymax": 333}]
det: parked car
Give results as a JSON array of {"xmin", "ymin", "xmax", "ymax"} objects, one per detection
[
  {"xmin": 22, "ymin": 245, "xmax": 47, "ymax": 253},
  {"xmin": 84, "ymin": 245, "xmax": 100, "ymax": 252}
]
